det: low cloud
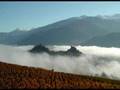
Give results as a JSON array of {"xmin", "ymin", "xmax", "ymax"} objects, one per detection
[{"xmin": 0, "ymin": 44, "xmax": 120, "ymax": 80}]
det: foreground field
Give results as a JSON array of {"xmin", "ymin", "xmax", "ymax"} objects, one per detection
[{"xmin": 0, "ymin": 61, "xmax": 120, "ymax": 89}]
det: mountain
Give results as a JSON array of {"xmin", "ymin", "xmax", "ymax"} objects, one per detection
[
  {"xmin": 29, "ymin": 44, "xmax": 82, "ymax": 56},
  {"xmin": 0, "ymin": 29, "xmax": 28, "ymax": 45},
  {"xmin": 13, "ymin": 16, "xmax": 109, "ymax": 45},
  {"xmin": 1, "ymin": 14, "xmax": 120, "ymax": 45},
  {"xmin": 102, "ymin": 14, "xmax": 120, "ymax": 20},
  {"xmin": 82, "ymin": 32, "xmax": 120, "ymax": 47}
]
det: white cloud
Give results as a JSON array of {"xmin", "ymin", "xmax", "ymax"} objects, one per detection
[{"xmin": 1, "ymin": 44, "xmax": 120, "ymax": 80}]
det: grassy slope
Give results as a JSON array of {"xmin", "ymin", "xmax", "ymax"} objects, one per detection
[{"xmin": 0, "ymin": 61, "xmax": 120, "ymax": 89}]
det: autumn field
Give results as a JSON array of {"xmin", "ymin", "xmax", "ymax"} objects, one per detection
[{"xmin": 0, "ymin": 61, "xmax": 120, "ymax": 89}]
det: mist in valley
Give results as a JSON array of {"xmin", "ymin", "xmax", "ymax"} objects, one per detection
[{"xmin": 0, "ymin": 44, "xmax": 120, "ymax": 80}]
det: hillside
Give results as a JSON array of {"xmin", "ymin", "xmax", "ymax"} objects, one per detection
[
  {"xmin": 18, "ymin": 17, "xmax": 108, "ymax": 45},
  {"xmin": 0, "ymin": 61, "xmax": 120, "ymax": 89},
  {"xmin": 83, "ymin": 32, "xmax": 120, "ymax": 47},
  {"xmin": 2, "ymin": 15, "xmax": 120, "ymax": 46},
  {"xmin": 0, "ymin": 16, "xmax": 110, "ymax": 45}
]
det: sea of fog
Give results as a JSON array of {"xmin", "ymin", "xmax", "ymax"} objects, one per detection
[{"xmin": 0, "ymin": 44, "xmax": 120, "ymax": 80}]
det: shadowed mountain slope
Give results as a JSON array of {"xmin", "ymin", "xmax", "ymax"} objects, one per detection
[{"xmin": 83, "ymin": 32, "xmax": 120, "ymax": 47}]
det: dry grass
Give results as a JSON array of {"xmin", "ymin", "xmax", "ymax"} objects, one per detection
[{"xmin": 0, "ymin": 61, "xmax": 120, "ymax": 89}]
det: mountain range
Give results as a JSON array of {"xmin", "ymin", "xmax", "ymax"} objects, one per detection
[{"xmin": 1, "ymin": 14, "xmax": 120, "ymax": 47}]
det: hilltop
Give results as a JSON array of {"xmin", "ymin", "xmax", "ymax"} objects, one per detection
[{"xmin": 29, "ymin": 44, "xmax": 82, "ymax": 56}]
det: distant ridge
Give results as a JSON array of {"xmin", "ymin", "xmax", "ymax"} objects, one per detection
[{"xmin": 1, "ymin": 14, "xmax": 120, "ymax": 47}]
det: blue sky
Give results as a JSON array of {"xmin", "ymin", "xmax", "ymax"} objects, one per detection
[{"xmin": 1, "ymin": 1, "xmax": 120, "ymax": 32}]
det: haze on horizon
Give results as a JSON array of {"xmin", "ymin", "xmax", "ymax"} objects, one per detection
[{"xmin": 1, "ymin": 1, "xmax": 120, "ymax": 32}]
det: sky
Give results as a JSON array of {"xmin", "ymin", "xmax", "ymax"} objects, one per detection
[{"xmin": 1, "ymin": 1, "xmax": 120, "ymax": 32}]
